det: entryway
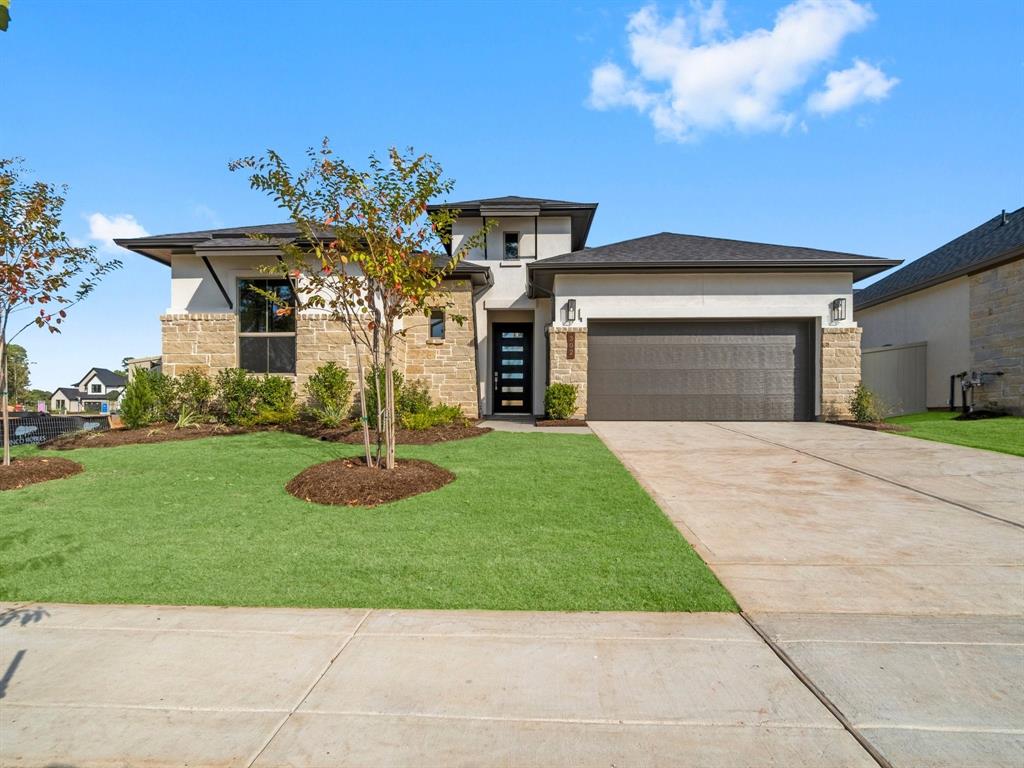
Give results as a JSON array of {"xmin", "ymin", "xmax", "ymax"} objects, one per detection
[{"xmin": 491, "ymin": 322, "xmax": 533, "ymax": 414}]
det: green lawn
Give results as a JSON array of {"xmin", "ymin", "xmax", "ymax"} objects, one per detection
[
  {"xmin": 886, "ymin": 411, "xmax": 1024, "ymax": 457},
  {"xmin": 0, "ymin": 431, "xmax": 736, "ymax": 612}
]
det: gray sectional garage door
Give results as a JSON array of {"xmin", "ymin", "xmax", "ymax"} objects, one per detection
[{"xmin": 587, "ymin": 320, "xmax": 812, "ymax": 421}]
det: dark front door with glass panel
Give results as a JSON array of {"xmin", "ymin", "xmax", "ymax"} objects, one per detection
[{"xmin": 492, "ymin": 323, "xmax": 532, "ymax": 414}]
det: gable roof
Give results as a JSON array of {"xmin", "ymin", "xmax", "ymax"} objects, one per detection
[
  {"xmin": 426, "ymin": 195, "xmax": 599, "ymax": 253},
  {"xmin": 855, "ymin": 207, "xmax": 1024, "ymax": 310},
  {"xmin": 76, "ymin": 368, "xmax": 126, "ymax": 388},
  {"xmin": 528, "ymin": 231, "xmax": 899, "ymax": 295},
  {"xmin": 52, "ymin": 387, "xmax": 82, "ymax": 402}
]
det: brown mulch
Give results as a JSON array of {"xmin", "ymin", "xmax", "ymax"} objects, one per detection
[
  {"xmin": 285, "ymin": 421, "xmax": 492, "ymax": 445},
  {"xmin": 286, "ymin": 457, "xmax": 455, "ymax": 507},
  {"xmin": 535, "ymin": 419, "xmax": 588, "ymax": 427},
  {"xmin": 45, "ymin": 423, "xmax": 251, "ymax": 450},
  {"xmin": 0, "ymin": 457, "xmax": 84, "ymax": 490},
  {"xmin": 832, "ymin": 420, "xmax": 910, "ymax": 433}
]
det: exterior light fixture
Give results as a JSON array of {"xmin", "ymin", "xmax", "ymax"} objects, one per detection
[
  {"xmin": 566, "ymin": 299, "xmax": 577, "ymax": 323},
  {"xmin": 830, "ymin": 297, "xmax": 847, "ymax": 323}
]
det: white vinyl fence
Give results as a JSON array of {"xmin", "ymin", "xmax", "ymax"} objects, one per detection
[{"xmin": 861, "ymin": 342, "xmax": 928, "ymax": 417}]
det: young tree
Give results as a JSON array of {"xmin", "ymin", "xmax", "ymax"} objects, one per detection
[
  {"xmin": 0, "ymin": 158, "xmax": 121, "ymax": 464},
  {"xmin": 231, "ymin": 141, "xmax": 488, "ymax": 469},
  {"xmin": 4, "ymin": 343, "xmax": 28, "ymax": 402}
]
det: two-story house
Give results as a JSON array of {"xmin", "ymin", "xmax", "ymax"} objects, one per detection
[
  {"xmin": 116, "ymin": 196, "xmax": 898, "ymax": 421},
  {"xmin": 50, "ymin": 368, "xmax": 127, "ymax": 414}
]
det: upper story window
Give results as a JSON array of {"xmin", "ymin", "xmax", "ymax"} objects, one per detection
[
  {"xmin": 503, "ymin": 232, "xmax": 519, "ymax": 261},
  {"xmin": 90, "ymin": 383, "xmax": 102, "ymax": 394},
  {"xmin": 429, "ymin": 310, "xmax": 445, "ymax": 340},
  {"xmin": 238, "ymin": 278, "xmax": 296, "ymax": 374}
]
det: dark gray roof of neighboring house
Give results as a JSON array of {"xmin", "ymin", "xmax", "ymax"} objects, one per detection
[
  {"xmin": 426, "ymin": 196, "xmax": 599, "ymax": 253},
  {"xmin": 52, "ymin": 387, "xmax": 82, "ymax": 402},
  {"xmin": 76, "ymin": 368, "xmax": 126, "ymax": 388},
  {"xmin": 855, "ymin": 207, "xmax": 1024, "ymax": 310},
  {"xmin": 527, "ymin": 231, "xmax": 899, "ymax": 294},
  {"xmin": 115, "ymin": 224, "xmax": 492, "ymax": 286}
]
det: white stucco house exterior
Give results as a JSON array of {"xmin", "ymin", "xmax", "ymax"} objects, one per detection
[
  {"xmin": 116, "ymin": 196, "xmax": 899, "ymax": 421},
  {"xmin": 857, "ymin": 207, "xmax": 1023, "ymax": 415},
  {"xmin": 50, "ymin": 368, "xmax": 127, "ymax": 414}
]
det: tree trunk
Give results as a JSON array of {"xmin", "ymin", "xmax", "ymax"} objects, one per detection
[
  {"xmin": 384, "ymin": 345, "xmax": 396, "ymax": 470},
  {"xmin": 1, "ymin": 338, "xmax": 9, "ymax": 467},
  {"xmin": 351, "ymin": 342, "xmax": 374, "ymax": 469}
]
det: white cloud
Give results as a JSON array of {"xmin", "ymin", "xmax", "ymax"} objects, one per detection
[
  {"xmin": 807, "ymin": 59, "xmax": 899, "ymax": 114},
  {"xmin": 588, "ymin": 0, "xmax": 896, "ymax": 141},
  {"xmin": 86, "ymin": 213, "xmax": 148, "ymax": 251}
]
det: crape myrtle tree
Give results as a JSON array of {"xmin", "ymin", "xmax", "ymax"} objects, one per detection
[
  {"xmin": 230, "ymin": 141, "xmax": 489, "ymax": 470},
  {"xmin": 0, "ymin": 158, "xmax": 121, "ymax": 464}
]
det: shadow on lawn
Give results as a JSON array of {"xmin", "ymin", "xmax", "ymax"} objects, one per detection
[{"xmin": 0, "ymin": 527, "xmax": 83, "ymax": 602}]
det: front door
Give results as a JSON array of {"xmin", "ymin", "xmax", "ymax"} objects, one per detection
[{"xmin": 491, "ymin": 323, "xmax": 533, "ymax": 414}]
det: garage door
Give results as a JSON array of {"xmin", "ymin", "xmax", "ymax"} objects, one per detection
[{"xmin": 587, "ymin": 320, "xmax": 812, "ymax": 421}]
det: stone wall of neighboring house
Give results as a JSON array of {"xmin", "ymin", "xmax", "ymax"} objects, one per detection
[
  {"xmin": 821, "ymin": 326, "xmax": 862, "ymax": 420},
  {"xmin": 970, "ymin": 257, "xmax": 1023, "ymax": 415},
  {"xmin": 403, "ymin": 280, "xmax": 479, "ymax": 417},
  {"xmin": 160, "ymin": 313, "xmax": 237, "ymax": 378},
  {"xmin": 547, "ymin": 326, "xmax": 588, "ymax": 419}
]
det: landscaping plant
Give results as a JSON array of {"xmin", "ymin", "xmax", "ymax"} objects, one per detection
[
  {"xmin": 0, "ymin": 157, "xmax": 120, "ymax": 464},
  {"xmin": 214, "ymin": 368, "xmax": 296, "ymax": 426},
  {"xmin": 544, "ymin": 383, "xmax": 579, "ymax": 420},
  {"xmin": 230, "ymin": 141, "xmax": 490, "ymax": 469},
  {"xmin": 120, "ymin": 369, "xmax": 158, "ymax": 429},
  {"xmin": 304, "ymin": 361, "xmax": 353, "ymax": 427},
  {"xmin": 849, "ymin": 383, "xmax": 883, "ymax": 423}
]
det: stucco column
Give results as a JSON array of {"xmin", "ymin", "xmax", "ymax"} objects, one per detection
[{"xmin": 547, "ymin": 326, "xmax": 588, "ymax": 419}]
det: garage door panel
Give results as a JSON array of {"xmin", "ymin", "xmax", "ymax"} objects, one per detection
[{"xmin": 587, "ymin": 320, "xmax": 811, "ymax": 421}]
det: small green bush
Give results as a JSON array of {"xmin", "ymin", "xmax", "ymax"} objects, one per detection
[
  {"xmin": 399, "ymin": 378, "xmax": 432, "ymax": 415},
  {"xmin": 215, "ymin": 368, "xmax": 261, "ymax": 425},
  {"xmin": 304, "ymin": 362, "xmax": 354, "ymax": 426},
  {"xmin": 364, "ymin": 366, "xmax": 433, "ymax": 427},
  {"xmin": 148, "ymin": 371, "xmax": 176, "ymax": 421},
  {"xmin": 400, "ymin": 411, "xmax": 436, "ymax": 431},
  {"xmin": 175, "ymin": 368, "xmax": 214, "ymax": 416},
  {"xmin": 252, "ymin": 375, "xmax": 297, "ymax": 425},
  {"xmin": 121, "ymin": 371, "xmax": 158, "ymax": 429},
  {"xmin": 544, "ymin": 383, "xmax": 579, "ymax": 420},
  {"xmin": 849, "ymin": 383, "xmax": 882, "ymax": 423},
  {"xmin": 400, "ymin": 403, "xmax": 466, "ymax": 431}
]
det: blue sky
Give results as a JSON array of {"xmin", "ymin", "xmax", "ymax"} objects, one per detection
[{"xmin": 3, "ymin": 0, "xmax": 1021, "ymax": 392}]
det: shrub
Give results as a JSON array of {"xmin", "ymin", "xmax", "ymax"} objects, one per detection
[
  {"xmin": 121, "ymin": 370, "xmax": 158, "ymax": 429},
  {"xmin": 849, "ymin": 383, "xmax": 882, "ymax": 423},
  {"xmin": 399, "ymin": 378, "xmax": 432, "ymax": 415},
  {"xmin": 399, "ymin": 403, "xmax": 466, "ymax": 431},
  {"xmin": 304, "ymin": 362, "xmax": 354, "ymax": 426},
  {"xmin": 253, "ymin": 375, "xmax": 297, "ymax": 425},
  {"xmin": 544, "ymin": 383, "xmax": 578, "ymax": 420},
  {"xmin": 215, "ymin": 368, "xmax": 261, "ymax": 425},
  {"xmin": 148, "ymin": 371, "xmax": 177, "ymax": 421},
  {"xmin": 175, "ymin": 368, "xmax": 214, "ymax": 416},
  {"xmin": 400, "ymin": 411, "xmax": 436, "ymax": 431}
]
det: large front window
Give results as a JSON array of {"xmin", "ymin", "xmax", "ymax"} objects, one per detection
[{"xmin": 238, "ymin": 278, "xmax": 296, "ymax": 374}]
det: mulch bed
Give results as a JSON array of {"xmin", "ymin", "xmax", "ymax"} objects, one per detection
[
  {"xmin": 286, "ymin": 457, "xmax": 455, "ymax": 506},
  {"xmin": 832, "ymin": 420, "xmax": 910, "ymax": 433},
  {"xmin": 45, "ymin": 423, "xmax": 250, "ymax": 450},
  {"xmin": 535, "ymin": 419, "xmax": 588, "ymax": 427},
  {"xmin": 286, "ymin": 421, "xmax": 492, "ymax": 445},
  {"xmin": 0, "ymin": 457, "xmax": 83, "ymax": 490}
]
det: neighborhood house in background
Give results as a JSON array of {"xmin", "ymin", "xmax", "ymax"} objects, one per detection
[
  {"xmin": 49, "ymin": 368, "xmax": 126, "ymax": 414},
  {"xmin": 116, "ymin": 196, "xmax": 899, "ymax": 423},
  {"xmin": 857, "ymin": 207, "xmax": 1023, "ymax": 416}
]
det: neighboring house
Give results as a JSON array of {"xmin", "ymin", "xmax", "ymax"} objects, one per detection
[
  {"xmin": 856, "ymin": 208, "xmax": 1023, "ymax": 415},
  {"xmin": 115, "ymin": 196, "xmax": 897, "ymax": 421},
  {"xmin": 125, "ymin": 355, "xmax": 163, "ymax": 377},
  {"xmin": 49, "ymin": 368, "xmax": 127, "ymax": 413}
]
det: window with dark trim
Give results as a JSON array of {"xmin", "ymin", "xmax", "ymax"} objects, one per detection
[
  {"xmin": 503, "ymin": 232, "xmax": 519, "ymax": 260},
  {"xmin": 89, "ymin": 383, "xmax": 102, "ymax": 394},
  {"xmin": 429, "ymin": 310, "xmax": 445, "ymax": 340},
  {"xmin": 238, "ymin": 278, "xmax": 297, "ymax": 374}
]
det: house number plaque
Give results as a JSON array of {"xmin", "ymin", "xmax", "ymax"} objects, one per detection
[{"xmin": 566, "ymin": 332, "xmax": 575, "ymax": 360}]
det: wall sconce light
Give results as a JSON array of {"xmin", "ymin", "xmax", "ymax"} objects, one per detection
[
  {"xmin": 830, "ymin": 297, "xmax": 847, "ymax": 323},
  {"xmin": 566, "ymin": 299, "xmax": 577, "ymax": 323}
]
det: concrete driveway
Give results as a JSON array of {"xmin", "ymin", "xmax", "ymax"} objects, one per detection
[{"xmin": 592, "ymin": 421, "xmax": 1024, "ymax": 768}]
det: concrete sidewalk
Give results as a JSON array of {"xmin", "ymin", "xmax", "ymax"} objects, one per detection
[
  {"xmin": 0, "ymin": 604, "xmax": 873, "ymax": 767},
  {"xmin": 592, "ymin": 421, "xmax": 1024, "ymax": 768}
]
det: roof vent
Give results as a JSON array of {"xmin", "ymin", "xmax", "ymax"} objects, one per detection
[{"xmin": 1001, "ymin": 209, "xmax": 1008, "ymax": 225}]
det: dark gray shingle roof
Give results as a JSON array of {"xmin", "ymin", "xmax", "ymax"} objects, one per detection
[
  {"xmin": 855, "ymin": 207, "xmax": 1024, "ymax": 309},
  {"xmin": 89, "ymin": 368, "xmax": 127, "ymax": 388},
  {"xmin": 52, "ymin": 387, "xmax": 82, "ymax": 402},
  {"xmin": 427, "ymin": 195, "xmax": 597, "ymax": 210}
]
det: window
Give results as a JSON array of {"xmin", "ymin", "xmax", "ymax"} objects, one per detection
[
  {"xmin": 90, "ymin": 383, "xmax": 102, "ymax": 394},
  {"xmin": 238, "ymin": 278, "xmax": 297, "ymax": 374},
  {"xmin": 56, "ymin": 399, "xmax": 66, "ymax": 410},
  {"xmin": 503, "ymin": 232, "xmax": 519, "ymax": 260},
  {"xmin": 429, "ymin": 310, "xmax": 445, "ymax": 340}
]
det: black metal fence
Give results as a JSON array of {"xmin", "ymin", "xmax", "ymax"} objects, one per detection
[{"xmin": 2, "ymin": 413, "xmax": 110, "ymax": 447}]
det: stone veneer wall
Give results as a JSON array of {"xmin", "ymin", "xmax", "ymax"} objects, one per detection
[
  {"xmin": 821, "ymin": 326, "xmax": 862, "ymax": 420},
  {"xmin": 547, "ymin": 326, "xmax": 588, "ymax": 419},
  {"xmin": 160, "ymin": 313, "xmax": 237, "ymax": 378},
  {"xmin": 403, "ymin": 280, "xmax": 479, "ymax": 417},
  {"xmin": 970, "ymin": 257, "xmax": 1023, "ymax": 415},
  {"xmin": 295, "ymin": 314, "xmax": 361, "ymax": 396}
]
